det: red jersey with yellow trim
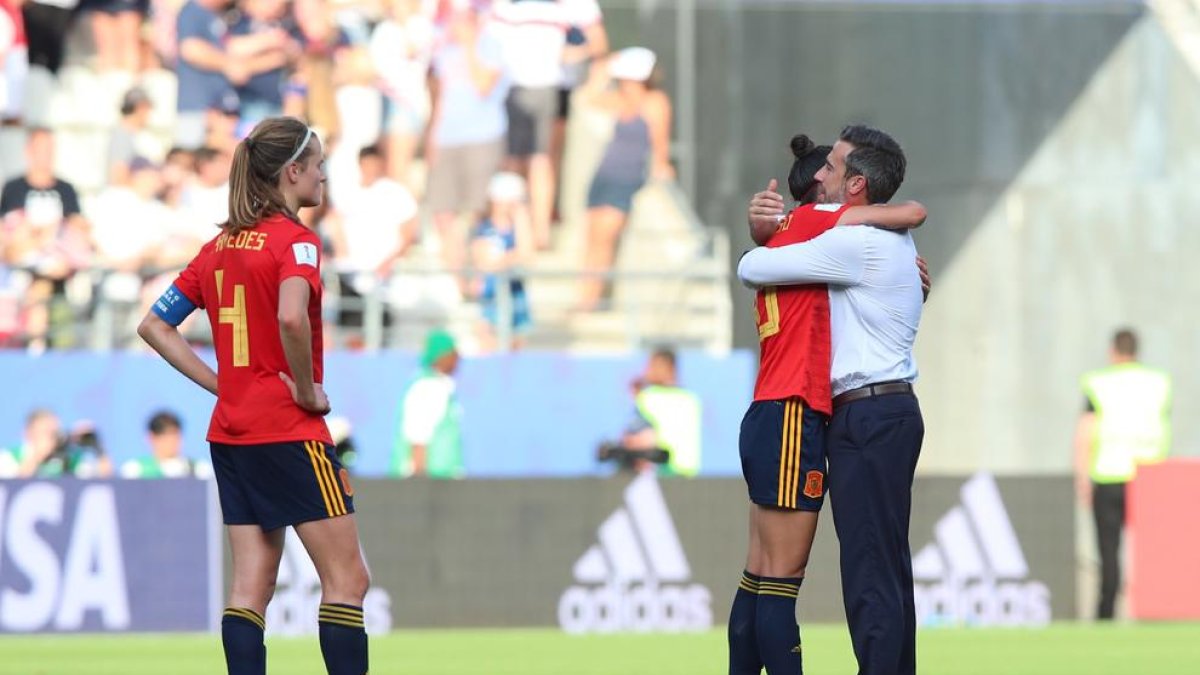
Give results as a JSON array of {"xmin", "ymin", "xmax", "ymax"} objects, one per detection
[
  {"xmin": 173, "ymin": 214, "xmax": 333, "ymax": 445},
  {"xmin": 752, "ymin": 203, "xmax": 849, "ymax": 415}
]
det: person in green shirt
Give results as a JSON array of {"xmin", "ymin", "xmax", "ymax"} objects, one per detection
[
  {"xmin": 1074, "ymin": 328, "xmax": 1172, "ymax": 620},
  {"xmin": 0, "ymin": 408, "xmax": 66, "ymax": 478},
  {"xmin": 621, "ymin": 347, "xmax": 702, "ymax": 477},
  {"xmin": 391, "ymin": 329, "xmax": 464, "ymax": 478},
  {"xmin": 120, "ymin": 410, "xmax": 212, "ymax": 479}
]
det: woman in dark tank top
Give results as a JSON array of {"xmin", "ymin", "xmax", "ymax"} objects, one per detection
[{"xmin": 575, "ymin": 47, "xmax": 674, "ymax": 311}]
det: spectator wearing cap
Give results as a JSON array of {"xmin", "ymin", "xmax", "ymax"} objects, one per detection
[
  {"xmin": 108, "ymin": 87, "xmax": 154, "ymax": 185},
  {"xmin": 470, "ymin": 171, "xmax": 533, "ymax": 351},
  {"xmin": 391, "ymin": 329, "xmax": 464, "ymax": 479},
  {"xmin": 204, "ymin": 88, "xmax": 241, "ymax": 155},
  {"xmin": 425, "ymin": 5, "xmax": 509, "ymax": 283},
  {"xmin": 576, "ymin": 46, "xmax": 673, "ymax": 311}
]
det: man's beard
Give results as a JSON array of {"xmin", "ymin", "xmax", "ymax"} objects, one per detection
[{"xmin": 821, "ymin": 182, "xmax": 847, "ymax": 204}]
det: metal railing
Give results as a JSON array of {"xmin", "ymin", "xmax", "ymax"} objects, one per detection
[{"xmin": 4, "ymin": 229, "xmax": 732, "ymax": 354}]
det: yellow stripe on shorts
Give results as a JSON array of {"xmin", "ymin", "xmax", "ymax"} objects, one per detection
[
  {"xmin": 305, "ymin": 441, "xmax": 337, "ymax": 516},
  {"xmin": 317, "ymin": 442, "xmax": 347, "ymax": 516},
  {"xmin": 778, "ymin": 401, "xmax": 792, "ymax": 507}
]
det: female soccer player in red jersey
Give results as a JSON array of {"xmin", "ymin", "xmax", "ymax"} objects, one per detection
[
  {"xmin": 728, "ymin": 135, "xmax": 926, "ymax": 675},
  {"xmin": 138, "ymin": 117, "xmax": 369, "ymax": 675}
]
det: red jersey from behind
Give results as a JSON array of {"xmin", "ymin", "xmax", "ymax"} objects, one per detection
[
  {"xmin": 752, "ymin": 203, "xmax": 848, "ymax": 415},
  {"xmin": 174, "ymin": 214, "xmax": 332, "ymax": 445}
]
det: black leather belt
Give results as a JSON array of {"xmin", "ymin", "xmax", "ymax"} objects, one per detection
[{"xmin": 832, "ymin": 382, "xmax": 914, "ymax": 408}]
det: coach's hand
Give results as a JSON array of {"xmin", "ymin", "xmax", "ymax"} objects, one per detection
[
  {"xmin": 748, "ymin": 179, "xmax": 786, "ymax": 246},
  {"xmin": 279, "ymin": 372, "xmax": 332, "ymax": 415}
]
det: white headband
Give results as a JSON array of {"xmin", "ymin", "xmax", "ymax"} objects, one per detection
[{"xmin": 280, "ymin": 126, "xmax": 313, "ymax": 173}]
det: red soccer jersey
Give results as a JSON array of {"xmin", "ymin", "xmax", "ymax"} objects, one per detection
[
  {"xmin": 751, "ymin": 203, "xmax": 849, "ymax": 415},
  {"xmin": 174, "ymin": 214, "xmax": 332, "ymax": 445}
]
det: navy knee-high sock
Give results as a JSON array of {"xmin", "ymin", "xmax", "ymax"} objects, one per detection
[
  {"xmin": 221, "ymin": 608, "xmax": 266, "ymax": 675},
  {"xmin": 318, "ymin": 603, "xmax": 369, "ymax": 675},
  {"xmin": 729, "ymin": 570, "xmax": 763, "ymax": 675},
  {"xmin": 756, "ymin": 576, "xmax": 804, "ymax": 675}
]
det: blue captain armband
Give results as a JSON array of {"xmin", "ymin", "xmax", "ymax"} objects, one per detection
[{"xmin": 152, "ymin": 284, "xmax": 198, "ymax": 327}]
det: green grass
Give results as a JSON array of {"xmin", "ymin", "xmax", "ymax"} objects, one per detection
[{"xmin": 2, "ymin": 623, "xmax": 1199, "ymax": 674}]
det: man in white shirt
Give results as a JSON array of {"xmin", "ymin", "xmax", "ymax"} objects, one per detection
[
  {"xmin": 490, "ymin": 0, "xmax": 586, "ymax": 248},
  {"xmin": 738, "ymin": 125, "xmax": 924, "ymax": 675}
]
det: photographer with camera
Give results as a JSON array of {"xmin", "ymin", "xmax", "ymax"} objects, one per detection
[
  {"xmin": 0, "ymin": 409, "xmax": 112, "ymax": 478},
  {"xmin": 597, "ymin": 348, "xmax": 702, "ymax": 477}
]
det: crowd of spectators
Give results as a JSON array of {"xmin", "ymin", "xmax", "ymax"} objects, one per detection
[{"xmin": 0, "ymin": 0, "xmax": 675, "ymax": 354}]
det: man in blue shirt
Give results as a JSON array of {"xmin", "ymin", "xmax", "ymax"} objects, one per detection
[{"xmin": 175, "ymin": 0, "xmax": 233, "ymax": 149}]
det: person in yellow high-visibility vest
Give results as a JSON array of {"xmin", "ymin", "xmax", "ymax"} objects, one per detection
[
  {"xmin": 622, "ymin": 347, "xmax": 702, "ymax": 477},
  {"xmin": 1074, "ymin": 328, "xmax": 1172, "ymax": 620}
]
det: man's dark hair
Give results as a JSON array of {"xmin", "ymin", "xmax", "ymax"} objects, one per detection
[
  {"xmin": 839, "ymin": 125, "xmax": 906, "ymax": 204},
  {"xmin": 1113, "ymin": 328, "xmax": 1138, "ymax": 358},
  {"xmin": 650, "ymin": 346, "xmax": 677, "ymax": 371},
  {"xmin": 358, "ymin": 145, "xmax": 384, "ymax": 161},
  {"xmin": 148, "ymin": 410, "xmax": 183, "ymax": 435}
]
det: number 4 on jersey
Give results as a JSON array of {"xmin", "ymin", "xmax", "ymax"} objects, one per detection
[{"xmin": 215, "ymin": 269, "xmax": 250, "ymax": 367}]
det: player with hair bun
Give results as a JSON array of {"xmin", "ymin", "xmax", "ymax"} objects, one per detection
[{"xmin": 727, "ymin": 133, "xmax": 926, "ymax": 675}]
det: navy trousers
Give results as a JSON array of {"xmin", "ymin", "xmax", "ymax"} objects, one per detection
[{"xmin": 827, "ymin": 391, "xmax": 924, "ymax": 675}]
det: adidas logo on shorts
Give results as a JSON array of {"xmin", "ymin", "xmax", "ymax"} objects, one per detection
[
  {"xmin": 911, "ymin": 472, "xmax": 1051, "ymax": 627},
  {"xmin": 557, "ymin": 472, "xmax": 712, "ymax": 633}
]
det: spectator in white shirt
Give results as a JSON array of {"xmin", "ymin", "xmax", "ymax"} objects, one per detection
[
  {"xmin": 90, "ymin": 157, "xmax": 171, "ymax": 302},
  {"xmin": 326, "ymin": 144, "xmax": 418, "ymax": 331},
  {"xmin": 490, "ymin": 0, "xmax": 592, "ymax": 249},
  {"xmin": 109, "ymin": 87, "xmax": 156, "ymax": 186},
  {"xmin": 370, "ymin": 0, "xmax": 435, "ymax": 188}
]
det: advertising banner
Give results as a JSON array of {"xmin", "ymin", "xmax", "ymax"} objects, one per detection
[
  {"xmin": 0, "ymin": 479, "xmax": 219, "ymax": 633},
  {"xmin": 270, "ymin": 471, "xmax": 1074, "ymax": 632},
  {"xmin": 1129, "ymin": 459, "xmax": 1200, "ymax": 620}
]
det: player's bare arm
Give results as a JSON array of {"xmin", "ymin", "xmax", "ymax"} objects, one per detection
[
  {"xmin": 278, "ymin": 277, "xmax": 331, "ymax": 415},
  {"xmin": 137, "ymin": 313, "xmax": 219, "ymax": 396},
  {"xmin": 837, "ymin": 200, "xmax": 927, "ymax": 229}
]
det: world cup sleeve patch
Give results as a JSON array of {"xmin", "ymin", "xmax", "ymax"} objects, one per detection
[
  {"xmin": 803, "ymin": 470, "xmax": 825, "ymax": 499},
  {"xmin": 292, "ymin": 242, "xmax": 319, "ymax": 268}
]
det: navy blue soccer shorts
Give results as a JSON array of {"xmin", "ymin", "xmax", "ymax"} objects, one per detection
[
  {"xmin": 211, "ymin": 441, "xmax": 355, "ymax": 532},
  {"xmin": 739, "ymin": 398, "xmax": 829, "ymax": 511}
]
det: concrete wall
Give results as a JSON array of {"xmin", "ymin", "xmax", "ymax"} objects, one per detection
[{"xmin": 609, "ymin": 1, "xmax": 1200, "ymax": 471}]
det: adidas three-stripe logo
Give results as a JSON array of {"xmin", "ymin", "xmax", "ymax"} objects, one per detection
[
  {"xmin": 558, "ymin": 473, "xmax": 712, "ymax": 633},
  {"xmin": 911, "ymin": 472, "xmax": 1051, "ymax": 627}
]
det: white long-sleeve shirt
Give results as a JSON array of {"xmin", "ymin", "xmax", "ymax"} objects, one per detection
[{"xmin": 738, "ymin": 224, "xmax": 923, "ymax": 397}]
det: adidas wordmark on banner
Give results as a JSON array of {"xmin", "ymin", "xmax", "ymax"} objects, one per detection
[
  {"xmin": 558, "ymin": 473, "xmax": 712, "ymax": 633},
  {"xmin": 911, "ymin": 472, "xmax": 1051, "ymax": 627}
]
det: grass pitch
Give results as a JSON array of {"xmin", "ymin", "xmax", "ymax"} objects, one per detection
[{"xmin": 3, "ymin": 623, "xmax": 1199, "ymax": 674}]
